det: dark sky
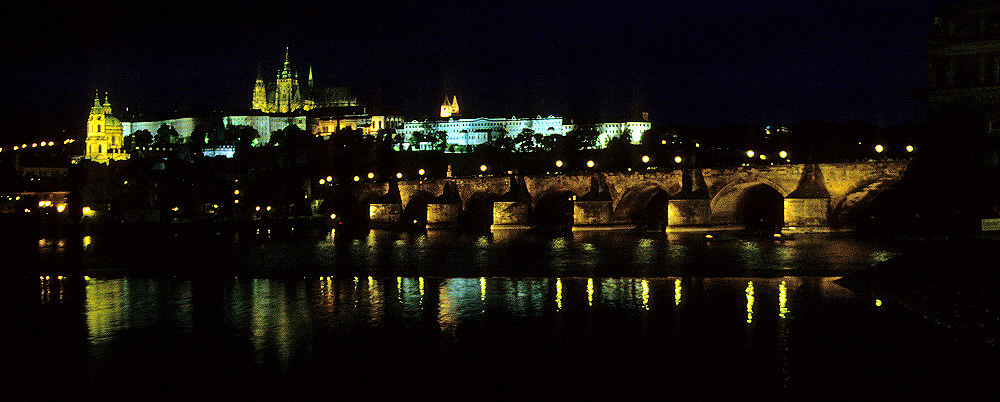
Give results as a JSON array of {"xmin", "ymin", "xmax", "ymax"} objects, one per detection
[{"xmin": 0, "ymin": 0, "xmax": 948, "ymax": 143}]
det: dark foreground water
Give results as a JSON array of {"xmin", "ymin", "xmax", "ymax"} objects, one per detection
[{"xmin": 3, "ymin": 228, "xmax": 999, "ymax": 399}]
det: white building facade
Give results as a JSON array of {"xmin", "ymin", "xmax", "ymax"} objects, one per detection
[{"xmin": 399, "ymin": 116, "xmax": 650, "ymax": 151}]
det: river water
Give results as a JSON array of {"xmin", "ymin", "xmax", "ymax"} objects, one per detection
[{"xmin": 3, "ymin": 228, "xmax": 998, "ymax": 399}]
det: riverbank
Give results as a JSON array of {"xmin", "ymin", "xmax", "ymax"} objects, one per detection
[{"xmin": 837, "ymin": 236, "xmax": 1000, "ymax": 349}]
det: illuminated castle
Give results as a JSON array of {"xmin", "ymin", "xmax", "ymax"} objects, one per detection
[
  {"xmin": 85, "ymin": 92, "xmax": 129, "ymax": 164},
  {"xmin": 440, "ymin": 95, "xmax": 460, "ymax": 118},
  {"xmin": 252, "ymin": 47, "xmax": 357, "ymax": 113}
]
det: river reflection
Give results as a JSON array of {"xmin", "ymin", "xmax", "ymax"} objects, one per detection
[
  {"xmin": 79, "ymin": 275, "xmax": 847, "ymax": 380},
  {"xmin": 13, "ymin": 230, "xmax": 995, "ymax": 399}
]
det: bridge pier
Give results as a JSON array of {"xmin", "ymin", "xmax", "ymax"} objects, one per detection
[
  {"xmin": 667, "ymin": 168, "xmax": 711, "ymax": 227},
  {"xmin": 783, "ymin": 164, "xmax": 831, "ymax": 230},
  {"xmin": 426, "ymin": 181, "xmax": 462, "ymax": 229},
  {"xmin": 369, "ymin": 203, "xmax": 402, "ymax": 228},
  {"xmin": 573, "ymin": 176, "xmax": 618, "ymax": 229},
  {"xmin": 369, "ymin": 181, "xmax": 403, "ymax": 228},
  {"xmin": 491, "ymin": 177, "xmax": 532, "ymax": 230}
]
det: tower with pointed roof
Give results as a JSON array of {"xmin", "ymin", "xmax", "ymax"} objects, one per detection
[
  {"xmin": 440, "ymin": 95, "xmax": 460, "ymax": 118},
  {"xmin": 85, "ymin": 91, "xmax": 129, "ymax": 164},
  {"xmin": 252, "ymin": 47, "xmax": 355, "ymax": 113}
]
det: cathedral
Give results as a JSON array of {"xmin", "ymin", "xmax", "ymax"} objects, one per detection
[
  {"xmin": 440, "ymin": 95, "xmax": 460, "ymax": 118},
  {"xmin": 252, "ymin": 47, "xmax": 357, "ymax": 113},
  {"xmin": 85, "ymin": 92, "xmax": 129, "ymax": 164}
]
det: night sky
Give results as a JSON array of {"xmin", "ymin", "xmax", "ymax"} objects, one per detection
[{"xmin": 0, "ymin": 1, "xmax": 950, "ymax": 143}]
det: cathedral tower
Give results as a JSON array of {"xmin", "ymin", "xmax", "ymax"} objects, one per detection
[{"xmin": 252, "ymin": 64, "xmax": 267, "ymax": 111}]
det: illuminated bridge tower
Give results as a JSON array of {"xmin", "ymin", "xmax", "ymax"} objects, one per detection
[{"xmin": 85, "ymin": 92, "xmax": 129, "ymax": 164}]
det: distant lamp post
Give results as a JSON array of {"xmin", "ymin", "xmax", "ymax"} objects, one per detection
[
  {"xmin": 555, "ymin": 160, "xmax": 563, "ymax": 168},
  {"xmin": 875, "ymin": 144, "xmax": 884, "ymax": 153},
  {"xmin": 586, "ymin": 160, "xmax": 595, "ymax": 168},
  {"xmin": 418, "ymin": 168, "xmax": 426, "ymax": 176},
  {"xmin": 395, "ymin": 172, "xmax": 403, "ymax": 179},
  {"xmin": 661, "ymin": 140, "xmax": 667, "ymax": 145},
  {"xmin": 906, "ymin": 145, "xmax": 914, "ymax": 153},
  {"xmin": 746, "ymin": 150, "xmax": 755, "ymax": 158},
  {"xmin": 759, "ymin": 154, "xmax": 767, "ymax": 161},
  {"xmin": 367, "ymin": 172, "xmax": 375, "ymax": 179},
  {"xmin": 353, "ymin": 176, "xmax": 360, "ymax": 182},
  {"xmin": 326, "ymin": 176, "xmax": 333, "ymax": 182},
  {"xmin": 674, "ymin": 156, "xmax": 682, "ymax": 164},
  {"xmin": 319, "ymin": 179, "xmax": 326, "ymax": 185},
  {"xmin": 779, "ymin": 150, "xmax": 788, "ymax": 159},
  {"xmin": 641, "ymin": 155, "xmax": 650, "ymax": 164},
  {"xmin": 330, "ymin": 214, "xmax": 337, "ymax": 220},
  {"xmin": 233, "ymin": 190, "xmax": 240, "ymax": 196},
  {"xmin": 480, "ymin": 164, "xmax": 488, "ymax": 172}
]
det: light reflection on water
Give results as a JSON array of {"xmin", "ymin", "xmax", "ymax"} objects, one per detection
[{"xmin": 80, "ymin": 275, "xmax": 850, "ymax": 372}]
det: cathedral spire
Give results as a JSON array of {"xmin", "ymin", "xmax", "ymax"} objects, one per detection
[
  {"xmin": 308, "ymin": 64, "xmax": 314, "ymax": 89},
  {"xmin": 93, "ymin": 90, "xmax": 102, "ymax": 108}
]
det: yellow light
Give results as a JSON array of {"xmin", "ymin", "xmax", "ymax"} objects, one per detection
[
  {"xmin": 480, "ymin": 164, "xmax": 487, "ymax": 172},
  {"xmin": 319, "ymin": 179, "xmax": 325, "ymax": 185},
  {"xmin": 48, "ymin": 141, "xmax": 54, "ymax": 146},
  {"xmin": 82, "ymin": 206, "xmax": 94, "ymax": 216},
  {"xmin": 266, "ymin": 206, "xmax": 271, "ymax": 211},
  {"xmin": 353, "ymin": 176, "xmax": 360, "ymax": 182},
  {"xmin": 31, "ymin": 143, "xmax": 37, "ymax": 147},
  {"xmin": 587, "ymin": 278, "xmax": 594, "ymax": 307},
  {"xmin": 395, "ymin": 172, "xmax": 403, "ymax": 179},
  {"xmin": 661, "ymin": 140, "xmax": 667, "ymax": 145},
  {"xmin": 875, "ymin": 144, "xmax": 884, "ymax": 153},
  {"xmin": 418, "ymin": 168, "xmax": 425, "ymax": 176},
  {"xmin": 779, "ymin": 150, "xmax": 787, "ymax": 158},
  {"xmin": 326, "ymin": 176, "xmax": 333, "ymax": 182},
  {"xmin": 24, "ymin": 208, "xmax": 30, "ymax": 213},
  {"xmin": 674, "ymin": 156, "xmax": 682, "ymax": 163},
  {"xmin": 674, "ymin": 278, "xmax": 682, "ymax": 306},
  {"xmin": 746, "ymin": 150, "xmax": 755, "ymax": 158},
  {"xmin": 255, "ymin": 206, "xmax": 261, "ymax": 211},
  {"xmin": 171, "ymin": 207, "xmax": 179, "ymax": 212},
  {"xmin": 234, "ymin": 189, "xmax": 240, "ymax": 195},
  {"xmin": 779, "ymin": 280, "xmax": 789, "ymax": 319},
  {"xmin": 875, "ymin": 299, "xmax": 882, "ymax": 307},
  {"xmin": 746, "ymin": 281, "xmax": 755, "ymax": 324},
  {"xmin": 330, "ymin": 213, "xmax": 337, "ymax": 220},
  {"xmin": 555, "ymin": 278, "xmax": 563, "ymax": 310},
  {"xmin": 555, "ymin": 160, "xmax": 563, "ymax": 168},
  {"xmin": 906, "ymin": 145, "xmax": 914, "ymax": 153},
  {"xmin": 234, "ymin": 199, "xmax": 239, "ymax": 204},
  {"xmin": 56, "ymin": 204, "xmax": 66, "ymax": 213},
  {"xmin": 641, "ymin": 155, "xmax": 650, "ymax": 163},
  {"xmin": 641, "ymin": 279, "xmax": 649, "ymax": 311},
  {"xmin": 759, "ymin": 154, "xmax": 767, "ymax": 160},
  {"xmin": 12, "ymin": 146, "xmax": 17, "ymax": 150},
  {"xmin": 695, "ymin": 143, "xmax": 700, "ymax": 147},
  {"xmin": 367, "ymin": 172, "xmax": 375, "ymax": 180},
  {"xmin": 586, "ymin": 160, "xmax": 595, "ymax": 168},
  {"xmin": 773, "ymin": 233, "xmax": 781, "ymax": 238},
  {"xmin": 705, "ymin": 234, "xmax": 713, "ymax": 239}
]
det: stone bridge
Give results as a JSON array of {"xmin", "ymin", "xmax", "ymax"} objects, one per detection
[{"xmin": 350, "ymin": 161, "xmax": 908, "ymax": 231}]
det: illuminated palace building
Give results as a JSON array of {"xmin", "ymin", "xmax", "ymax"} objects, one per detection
[{"xmin": 83, "ymin": 48, "xmax": 648, "ymax": 163}]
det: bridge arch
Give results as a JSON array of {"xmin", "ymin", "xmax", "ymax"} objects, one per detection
[
  {"xmin": 613, "ymin": 183, "xmax": 671, "ymax": 229},
  {"xmin": 401, "ymin": 189, "xmax": 435, "ymax": 228},
  {"xmin": 465, "ymin": 191, "xmax": 499, "ymax": 231},
  {"xmin": 711, "ymin": 180, "xmax": 786, "ymax": 230},
  {"xmin": 831, "ymin": 174, "xmax": 904, "ymax": 227},
  {"xmin": 533, "ymin": 189, "xmax": 578, "ymax": 228}
]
